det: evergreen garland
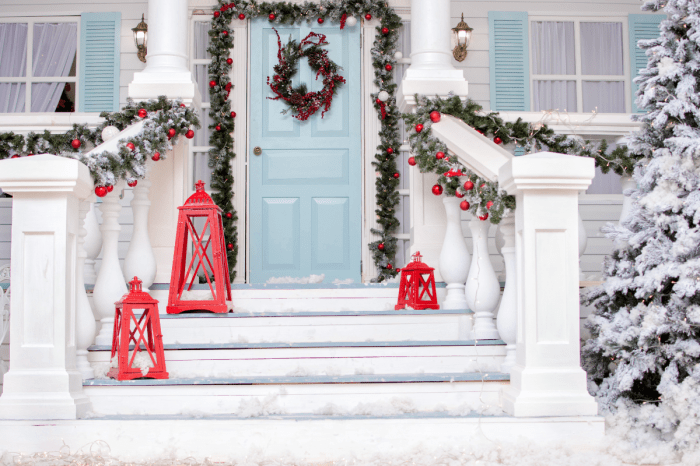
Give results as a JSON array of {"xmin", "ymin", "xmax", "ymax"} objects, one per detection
[
  {"xmin": 209, "ymin": 0, "xmax": 403, "ymax": 282},
  {"xmin": 0, "ymin": 96, "xmax": 199, "ymax": 188},
  {"xmin": 404, "ymin": 95, "xmax": 636, "ymax": 223}
]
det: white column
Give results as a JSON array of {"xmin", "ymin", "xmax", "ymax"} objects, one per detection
[
  {"xmin": 397, "ymin": 0, "xmax": 469, "ymax": 111},
  {"xmin": 498, "ymin": 152, "xmax": 599, "ymax": 417},
  {"xmin": 465, "ymin": 217, "xmax": 500, "ymax": 339},
  {"xmin": 75, "ymin": 199, "xmax": 96, "ymax": 380},
  {"xmin": 128, "ymin": 0, "xmax": 200, "ymax": 105},
  {"xmin": 92, "ymin": 185, "xmax": 128, "ymax": 346},
  {"xmin": 83, "ymin": 202, "xmax": 102, "ymax": 284},
  {"xmin": 439, "ymin": 197, "xmax": 470, "ymax": 310},
  {"xmin": 124, "ymin": 177, "xmax": 157, "ymax": 290},
  {"xmin": 0, "ymin": 154, "xmax": 91, "ymax": 420},
  {"xmin": 496, "ymin": 216, "xmax": 517, "ymax": 372}
]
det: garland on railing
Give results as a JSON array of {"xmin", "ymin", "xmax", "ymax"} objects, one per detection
[
  {"xmin": 209, "ymin": 0, "xmax": 402, "ymax": 281},
  {"xmin": 403, "ymin": 95, "xmax": 634, "ymax": 223},
  {"xmin": 0, "ymin": 96, "xmax": 200, "ymax": 189}
]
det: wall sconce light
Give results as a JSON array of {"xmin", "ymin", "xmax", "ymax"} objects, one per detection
[
  {"xmin": 452, "ymin": 14, "xmax": 473, "ymax": 62},
  {"xmin": 132, "ymin": 14, "xmax": 148, "ymax": 63}
]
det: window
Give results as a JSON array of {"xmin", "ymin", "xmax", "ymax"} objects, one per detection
[
  {"xmin": 0, "ymin": 17, "xmax": 78, "ymax": 113},
  {"xmin": 190, "ymin": 19, "xmax": 214, "ymax": 188},
  {"xmin": 530, "ymin": 18, "xmax": 629, "ymax": 114}
]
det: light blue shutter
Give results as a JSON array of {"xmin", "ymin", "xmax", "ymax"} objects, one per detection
[
  {"xmin": 489, "ymin": 11, "xmax": 530, "ymax": 111},
  {"xmin": 629, "ymin": 14, "xmax": 665, "ymax": 113},
  {"xmin": 514, "ymin": 145, "xmax": 526, "ymax": 156},
  {"xmin": 79, "ymin": 12, "xmax": 121, "ymax": 112}
]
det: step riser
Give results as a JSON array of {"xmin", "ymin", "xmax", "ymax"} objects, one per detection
[{"xmin": 85, "ymin": 381, "xmax": 507, "ymax": 416}]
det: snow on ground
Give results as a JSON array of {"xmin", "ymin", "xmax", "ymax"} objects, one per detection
[{"xmin": 266, "ymin": 274, "xmax": 325, "ymax": 284}]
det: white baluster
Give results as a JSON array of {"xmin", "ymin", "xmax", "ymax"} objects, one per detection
[
  {"xmin": 465, "ymin": 216, "xmax": 500, "ymax": 339},
  {"xmin": 619, "ymin": 175, "xmax": 636, "ymax": 225},
  {"xmin": 496, "ymin": 216, "xmax": 516, "ymax": 372},
  {"xmin": 83, "ymin": 202, "xmax": 102, "ymax": 284},
  {"xmin": 439, "ymin": 197, "xmax": 470, "ymax": 310},
  {"xmin": 123, "ymin": 177, "xmax": 156, "ymax": 290},
  {"xmin": 92, "ymin": 185, "xmax": 127, "ymax": 346},
  {"xmin": 76, "ymin": 199, "xmax": 96, "ymax": 379},
  {"xmin": 578, "ymin": 210, "xmax": 587, "ymax": 280}
]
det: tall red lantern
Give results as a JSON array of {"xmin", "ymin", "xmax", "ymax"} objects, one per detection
[
  {"xmin": 395, "ymin": 251, "xmax": 440, "ymax": 310},
  {"xmin": 167, "ymin": 180, "xmax": 232, "ymax": 314},
  {"xmin": 107, "ymin": 277, "xmax": 168, "ymax": 381}
]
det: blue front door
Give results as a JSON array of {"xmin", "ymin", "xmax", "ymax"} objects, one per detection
[{"xmin": 249, "ymin": 19, "xmax": 361, "ymax": 284}]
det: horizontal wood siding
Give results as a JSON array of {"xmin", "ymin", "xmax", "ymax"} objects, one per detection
[{"xmin": 0, "ymin": 199, "xmax": 10, "ymax": 270}]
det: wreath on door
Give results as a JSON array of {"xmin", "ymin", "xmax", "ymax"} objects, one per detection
[{"xmin": 267, "ymin": 29, "xmax": 346, "ymax": 121}]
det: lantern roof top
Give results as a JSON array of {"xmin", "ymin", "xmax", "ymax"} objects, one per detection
[
  {"xmin": 116, "ymin": 276, "xmax": 159, "ymax": 306},
  {"xmin": 400, "ymin": 251, "xmax": 434, "ymax": 272},
  {"xmin": 180, "ymin": 180, "xmax": 221, "ymax": 211}
]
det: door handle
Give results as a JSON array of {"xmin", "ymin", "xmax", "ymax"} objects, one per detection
[{"xmin": 253, "ymin": 146, "xmax": 262, "ymax": 156}]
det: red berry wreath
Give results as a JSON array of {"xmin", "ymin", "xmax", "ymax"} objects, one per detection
[{"xmin": 267, "ymin": 29, "xmax": 346, "ymax": 121}]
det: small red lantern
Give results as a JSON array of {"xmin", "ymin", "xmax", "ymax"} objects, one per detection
[
  {"xmin": 395, "ymin": 251, "xmax": 439, "ymax": 310},
  {"xmin": 107, "ymin": 277, "xmax": 168, "ymax": 381},
  {"xmin": 167, "ymin": 180, "xmax": 232, "ymax": 314}
]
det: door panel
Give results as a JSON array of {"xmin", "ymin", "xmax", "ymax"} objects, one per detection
[{"xmin": 250, "ymin": 19, "xmax": 361, "ymax": 283}]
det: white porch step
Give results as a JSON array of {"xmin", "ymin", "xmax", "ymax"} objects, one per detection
[
  {"xmin": 83, "ymin": 372, "xmax": 509, "ymax": 417},
  {"xmin": 87, "ymin": 340, "xmax": 505, "ymax": 378},
  {"xmin": 137, "ymin": 309, "xmax": 472, "ymax": 344}
]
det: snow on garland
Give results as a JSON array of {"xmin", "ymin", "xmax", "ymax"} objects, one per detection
[
  {"xmin": 403, "ymin": 94, "xmax": 636, "ymax": 223},
  {"xmin": 209, "ymin": 0, "xmax": 403, "ymax": 282},
  {"xmin": 268, "ymin": 29, "xmax": 346, "ymax": 121},
  {"xmin": 0, "ymin": 96, "xmax": 200, "ymax": 189}
]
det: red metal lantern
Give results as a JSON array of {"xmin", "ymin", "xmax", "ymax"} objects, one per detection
[
  {"xmin": 107, "ymin": 277, "xmax": 168, "ymax": 381},
  {"xmin": 395, "ymin": 251, "xmax": 440, "ymax": 310},
  {"xmin": 167, "ymin": 180, "xmax": 232, "ymax": 314}
]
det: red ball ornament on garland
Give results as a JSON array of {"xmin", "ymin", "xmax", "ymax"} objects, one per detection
[
  {"xmin": 378, "ymin": 243, "xmax": 385, "ymax": 251},
  {"xmin": 386, "ymin": 147, "xmax": 393, "ymax": 154},
  {"xmin": 216, "ymin": 125, "xmax": 222, "ymax": 131},
  {"xmin": 455, "ymin": 191, "xmax": 464, "ymax": 198},
  {"xmin": 382, "ymin": 27, "xmax": 389, "ymax": 35},
  {"xmin": 209, "ymin": 80, "xmax": 217, "ymax": 88},
  {"xmin": 432, "ymin": 184, "xmax": 443, "ymax": 196},
  {"xmin": 137, "ymin": 108, "xmax": 148, "ymax": 118},
  {"xmin": 106, "ymin": 185, "xmax": 114, "ymax": 193},
  {"xmin": 214, "ymin": 11, "xmax": 220, "ymax": 18},
  {"xmin": 126, "ymin": 142, "xmax": 135, "ymax": 151},
  {"xmin": 185, "ymin": 129, "xmax": 195, "ymax": 139},
  {"xmin": 27, "ymin": 153, "xmax": 33, "ymax": 156},
  {"xmin": 463, "ymin": 180, "xmax": 474, "ymax": 191},
  {"xmin": 386, "ymin": 263, "xmax": 393, "ymax": 270},
  {"xmin": 486, "ymin": 200, "xmax": 494, "ymax": 210},
  {"xmin": 476, "ymin": 129, "xmax": 484, "ymax": 135},
  {"xmin": 415, "ymin": 124, "xmax": 424, "ymax": 133},
  {"xmin": 460, "ymin": 200, "xmax": 470, "ymax": 211},
  {"xmin": 393, "ymin": 173, "xmax": 400, "ymax": 179},
  {"xmin": 385, "ymin": 64, "xmax": 392, "ymax": 71},
  {"xmin": 231, "ymin": 111, "xmax": 237, "ymax": 118},
  {"xmin": 493, "ymin": 136, "xmax": 503, "ymax": 145},
  {"xmin": 436, "ymin": 151, "xmax": 445, "ymax": 160},
  {"xmin": 168, "ymin": 128, "xmax": 177, "ymax": 138},
  {"xmin": 238, "ymin": 13, "xmax": 246, "ymax": 20},
  {"xmin": 408, "ymin": 156, "xmax": 416, "ymax": 166},
  {"xmin": 226, "ymin": 212, "xmax": 233, "ymax": 219},
  {"xmin": 375, "ymin": 98, "xmax": 382, "ymax": 105},
  {"xmin": 365, "ymin": 13, "xmax": 372, "ymax": 20},
  {"xmin": 127, "ymin": 180, "xmax": 138, "ymax": 188},
  {"xmin": 227, "ymin": 58, "xmax": 233, "ymax": 65},
  {"xmin": 430, "ymin": 111, "xmax": 441, "ymax": 123},
  {"xmin": 479, "ymin": 213, "xmax": 489, "ymax": 221},
  {"xmin": 222, "ymin": 30, "xmax": 228, "ymax": 37},
  {"xmin": 71, "ymin": 139, "xmax": 81, "ymax": 149},
  {"xmin": 95, "ymin": 186, "xmax": 107, "ymax": 198},
  {"xmin": 227, "ymin": 243, "xmax": 234, "ymax": 250},
  {"xmin": 268, "ymin": 13, "xmax": 276, "ymax": 21},
  {"xmin": 10, "ymin": 154, "xmax": 19, "ymax": 159},
  {"xmin": 317, "ymin": 18, "xmax": 324, "ymax": 24},
  {"xmin": 180, "ymin": 103, "xmax": 186, "ymax": 107},
  {"xmin": 152, "ymin": 152, "xmax": 161, "ymax": 161}
]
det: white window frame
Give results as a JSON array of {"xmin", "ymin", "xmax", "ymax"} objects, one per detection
[
  {"xmin": 0, "ymin": 16, "xmax": 81, "ymax": 114},
  {"xmin": 188, "ymin": 16, "xmax": 213, "ymax": 194},
  {"xmin": 528, "ymin": 15, "xmax": 631, "ymax": 114}
]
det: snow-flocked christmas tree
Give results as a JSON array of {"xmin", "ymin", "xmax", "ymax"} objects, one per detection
[{"xmin": 583, "ymin": 0, "xmax": 700, "ymax": 451}]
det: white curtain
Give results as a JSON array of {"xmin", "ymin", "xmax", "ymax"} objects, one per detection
[
  {"xmin": 194, "ymin": 22, "xmax": 211, "ymax": 104},
  {"xmin": 533, "ymin": 81, "xmax": 577, "ymax": 112},
  {"xmin": 0, "ymin": 23, "xmax": 28, "ymax": 112},
  {"xmin": 531, "ymin": 22, "xmax": 576, "ymax": 112},
  {"xmin": 581, "ymin": 22, "xmax": 625, "ymax": 113},
  {"xmin": 31, "ymin": 22, "xmax": 77, "ymax": 112}
]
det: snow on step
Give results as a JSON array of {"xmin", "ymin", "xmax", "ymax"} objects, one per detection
[
  {"xmin": 141, "ymin": 309, "xmax": 472, "ymax": 344},
  {"xmin": 88, "ymin": 340, "xmax": 505, "ymax": 378},
  {"xmin": 83, "ymin": 373, "xmax": 509, "ymax": 417}
]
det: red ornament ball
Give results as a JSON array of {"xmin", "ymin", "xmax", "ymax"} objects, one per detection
[
  {"xmin": 460, "ymin": 200, "xmax": 470, "ymax": 211},
  {"xmin": 385, "ymin": 64, "xmax": 392, "ymax": 71},
  {"xmin": 486, "ymin": 200, "xmax": 494, "ymax": 210},
  {"xmin": 227, "ymin": 58, "xmax": 233, "ymax": 65},
  {"xmin": 216, "ymin": 125, "xmax": 222, "ymax": 131},
  {"xmin": 71, "ymin": 139, "xmax": 81, "ymax": 149},
  {"xmin": 127, "ymin": 180, "xmax": 138, "ymax": 188},
  {"xmin": 226, "ymin": 212, "xmax": 233, "ymax": 219},
  {"xmin": 137, "ymin": 108, "xmax": 147, "ymax": 118},
  {"xmin": 95, "ymin": 186, "xmax": 107, "ymax": 198},
  {"xmin": 386, "ymin": 263, "xmax": 392, "ymax": 270},
  {"xmin": 238, "ymin": 13, "xmax": 246, "ymax": 20},
  {"xmin": 365, "ymin": 13, "xmax": 372, "ymax": 20},
  {"xmin": 382, "ymin": 27, "xmax": 389, "ymax": 35},
  {"xmin": 180, "ymin": 103, "xmax": 186, "ymax": 107},
  {"xmin": 209, "ymin": 80, "xmax": 217, "ymax": 88},
  {"xmin": 222, "ymin": 30, "xmax": 228, "ymax": 37},
  {"xmin": 408, "ymin": 156, "xmax": 416, "ymax": 166},
  {"xmin": 415, "ymin": 124, "xmax": 424, "ymax": 133},
  {"xmin": 476, "ymin": 129, "xmax": 484, "ymax": 135},
  {"xmin": 386, "ymin": 147, "xmax": 393, "ymax": 154},
  {"xmin": 317, "ymin": 18, "xmax": 324, "ymax": 24},
  {"xmin": 375, "ymin": 98, "xmax": 382, "ymax": 105},
  {"xmin": 231, "ymin": 111, "xmax": 237, "ymax": 118},
  {"xmin": 455, "ymin": 191, "xmax": 464, "ymax": 198},
  {"xmin": 393, "ymin": 172, "xmax": 400, "ymax": 179},
  {"xmin": 432, "ymin": 184, "xmax": 443, "ymax": 196},
  {"xmin": 106, "ymin": 185, "xmax": 114, "ymax": 193},
  {"xmin": 493, "ymin": 136, "xmax": 503, "ymax": 145},
  {"xmin": 480, "ymin": 183, "xmax": 486, "ymax": 188},
  {"xmin": 479, "ymin": 213, "xmax": 489, "ymax": 221},
  {"xmin": 126, "ymin": 142, "xmax": 135, "ymax": 151},
  {"xmin": 28, "ymin": 153, "xmax": 33, "ymax": 156},
  {"xmin": 185, "ymin": 129, "xmax": 195, "ymax": 139},
  {"xmin": 214, "ymin": 11, "xmax": 220, "ymax": 18},
  {"xmin": 227, "ymin": 243, "xmax": 234, "ymax": 250},
  {"xmin": 152, "ymin": 152, "xmax": 161, "ymax": 162},
  {"xmin": 378, "ymin": 243, "xmax": 385, "ymax": 251},
  {"xmin": 430, "ymin": 111, "xmax": 441, "ymax": 123},
  {"xmin": 436, "ymin": 151, "xmax": 445, "ymax": 160},
  {"xmin": 168, "ymin": 128, "xmax": 177, "ymax": 138},
  {"xmin": 10, "ymin": 154, "xmax": 19, "ymax": 159},
  {"xmin": 268, "ymin": 13, "xmax": 276, "ymax": 21},
  {"xmin": 463, "ymin": 180, "xmax": 474, "ymax": 191}
]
